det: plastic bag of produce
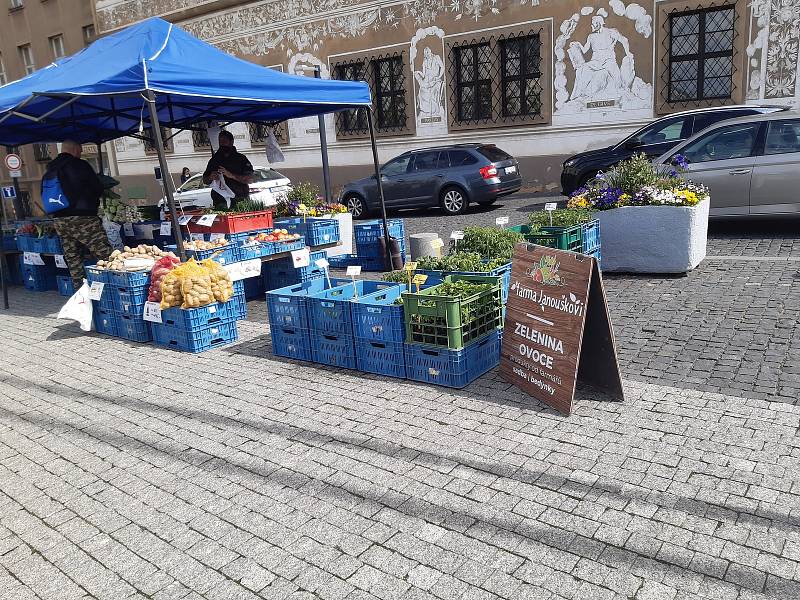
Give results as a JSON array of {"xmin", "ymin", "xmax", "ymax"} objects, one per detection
[
  {"xmin": 201, "ymin": 258, "xmax": 234, "ymax": 303},
  {"xmin": 102, "ymin": 215, "xmax": 124, "ymax": 251},
  {"xmin": 148, "ymin": 255, "xmax": 181, "ymax": 303},
  {"xmin": 160, "ymin": 271, "xmax": 183, "ymax": 309},
  {"xmin": 57, "ymin": 281, "xmax": 94, "ymax": 332}
]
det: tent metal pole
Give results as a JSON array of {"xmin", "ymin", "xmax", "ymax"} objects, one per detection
[
  {"xmin": 96, "ymin": 142, "xmax": 104, "ymax": 175},
  {"xmin": 314, "ymin": 66, "xmax": 332, "ymax": 204},
  {"xmin": 144, "ymin": 90, "xmax": 186, "ymax": 261},
  {"xmin": 365, "ymin": 107, "xmax": 392, "ymax": 270}
]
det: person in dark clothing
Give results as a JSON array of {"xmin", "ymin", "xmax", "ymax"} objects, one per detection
[
  {"xmin": 44, "ymin": 140, "xmax": 112, "ymax": 288},
  {"xmin": 202, "ymin": 130, "xmax": 254, "ymax": 210},
  {"xmin": 180, "ymin": 167, "xmax": 191, "ymax": 184}
]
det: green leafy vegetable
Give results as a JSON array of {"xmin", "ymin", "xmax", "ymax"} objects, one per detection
[{"xmin": 527, "ymin": 208, "xmax": 595, "ymax": 232}]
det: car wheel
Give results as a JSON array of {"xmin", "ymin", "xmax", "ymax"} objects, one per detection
[
  {"xmin": 440, "ymin": 186, "xmax": 468, "ymax": 215},
  {"xmin": 344, "ymin": 194, "xmax": 368, "ymax": 219},
  {"xmin": 477, "ymin": 198, "xmax": 497, "ymax": 206}
]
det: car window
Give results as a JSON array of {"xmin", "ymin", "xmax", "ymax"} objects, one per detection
[
  {"xmin": 764, "ymin": 120, "xmax": 800, "ymax": 155},
  {"xmin": 180, "ymin": 175, "xmax": 203, "ymax": 191},
  {"xmin": 680, "ymin": 122, "xmax": 761, "ymax": 163},
  {"xmin": 632, "ymin": 116, "xmax": 688, "ymax": 145},
  {"xmin": 412, "ymin": 151, "xmax": 442, "ymax": 172},
  {"xmin": 691, "ymin": 111, "xmax": 745, "ymax": 135},
  {"xmin": 382, "ymin": 155, "xmax": 412, "ymax": 176},
  {"xmin": 448, "ymin": 150, "xmax": 478, "ymax": 167},
  {"xmin": 252, "ymin": 168, "xmax": 286, "ymax": 182},
  {"xmin": 477, "ymin": 145, "xmax": 512, "ymax": 161}
]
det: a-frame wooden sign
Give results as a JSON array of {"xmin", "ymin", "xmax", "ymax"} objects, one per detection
[{"xmin": 499, "ymin": 243, "xmax": 624, "ymax": 415}]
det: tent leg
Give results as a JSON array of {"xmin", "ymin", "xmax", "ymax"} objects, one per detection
[
  {"xmin": 0, "ymin": 192, "xmax": 9, "ymax": 309},
  {"xmin": 96, "ymin": 142, "xmax": 104, "ymax": 175},
  {"xmin": 366, "ymin": 107, "xmax": 393, "ymax": 271},
  {"xmin": 145, "ymin": 91, "xmax": 186, "ymax": 262}
]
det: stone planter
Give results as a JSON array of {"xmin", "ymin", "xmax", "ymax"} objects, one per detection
[{"xmin": 596, "ymin": 199, "xmax": 709, "ymax": 273}]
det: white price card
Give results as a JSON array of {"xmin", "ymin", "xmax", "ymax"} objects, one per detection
[
  {"xmin": 545, "ymin": 202, "xmax": 557, "ymax": 211},
  {"xmin": 291, "ymin": 248, "xmax": 310, "ymax": 268},
  {"xmin": 142, "ymin": 301, "xmax": 162, "ymax": 323},
  {"xmin": 178, "ymin": 215, "xmax": 193, "ymax": 226},
  {"xmin": 315, "ymin": 258, "xmax": 330, "ymax": 269},
  {"xmin": 159, "ymin": 221, "xmax": 172, "ymax": 236},
  {"xmin": 54, "ymin": 254, "xmax": 67, "ymax": 269},
  {"xmin": 123, "ymin": 222, "xmax": 135, "ymax": 237},
  {"xmin": 495, "ymin": 216, "xmax": 509, "ymax": 226},
  {"xmin": 23, "ymin": 252, "xmax": 45, "ymax": 266},
  {"xmin": 196, "ymin": 214, "xmax": 217, "ymax": 227},
  {"xmin": 191, "ymin": 233, "xmax": 206, "ymax": 241},
  {"xmin": 209, "ymin": 233, "xmax": 226, "ymax": 241},
  {"xmin": 346, "ymin": 265, "xmax": 362, "ymax": 277},
  {"xmin": 223, "ymin": 259, "xmax": 261, "ymax": 282},
  {"xmin": 450, "ymin": 231, "xmax": 464, "ymax": 240},
  {"xmin": 87, "ymin": 281, "xmax": 105, "ymax": 301}
]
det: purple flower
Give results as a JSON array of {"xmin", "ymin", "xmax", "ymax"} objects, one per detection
[
  {"xmin": 672, "ymin": 154, "xmax": 689, "ymax": 170},
  {"xmin": 668, "ymin": 169, "xmax": 679, "ymax": 178}
]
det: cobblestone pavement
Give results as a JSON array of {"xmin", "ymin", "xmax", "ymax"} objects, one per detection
[{"xmin": 1, "ymin": 214, "xmax": 799, "ymax": 600}]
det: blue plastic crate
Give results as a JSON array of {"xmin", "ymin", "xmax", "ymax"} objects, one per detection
[
  {"xmin": 160, "ymin": 299, "xmax": 240, "ymax": 329},
  {"xmin": 22, "ymin": 262, "xmax": 57, "ymax": 292},
  {"xmin": 115, "ymin": 313, "xmax": 152, "ymax": 342},
  {"xmin": 275, "ymin": 218, "xmax": 340, "ymax": 247},
  {"xmin": 354, "ymin": 219, "xmax": 404, "ymax": 245},
  {"xmin": 57, "ymin": 276, "xmax": 74, "ymax": 297},
  {"xmin": 84, "ymin": 265, "xmax": 108, "ymax": 285},
  {"xmin": 93, "ymin": 307, "xmax": 118, "ymax": 337},
  {"xmin": 3, "ymin": 234, "xmax": 16, "ymax": 252},
  {"xmin": 588, "ymin": 247, "xmax": 601, "ymax": 270},
  {"xmin": 270, "ymin": 238, "xmax": 306, "ymax": 255},
  {"xmin": 166, "ymin": 243, "xmax": 239, "ymax": 265},
  {"xmin": 237, "ymin": 241, "xmax": 273, "ymax": 261},
  {"xmin": 417, "ymin": 263, "xmax": 511, "ymax": 304},
  {"xmin": 264, "ymin": 251, "xmax": 327, "ymax": 289},
  {"xmin": 43, "ymin": 237, "xmax": 63, "ymax": 254},
  {"xmin": 106, "ymin": 270, "xmax": 150, "ymax": 288},
  {"xmin": 227, "ymin": 229, "xmax": 273, "ymax": 243},
  {"xmin": 29, "ymin": 237, "xmax": 47, "ymax": 254},
  {"xmin": 266, "ymin": 277, "xmax": 351, "ymax": 329},
  {"xmin": 307, "ymin": 280, "xmax": 402, "ymax": 336},
  {"xmin": 271, "ymin": 326, "xmax": 313, "ymax": 361},
  {"xmin": 15, "ymin": 235, "xmax": 34, "ymax": 252},
  {"xmin": 356, "ymin": 339, "xmax": 406, "ymax": 379},
  {"xmin": 243, "ymin": 273, "xmax": 265, "ymax": 300},
  {"xmin": 112, "ymin": 284, "xmax": 149, "ymax": 316},
  {"xmin": 233, "ymin": 279, "xmax": 244, "ymax": 296},
  {"xmin": 352, "ymin": 285, "xmax": 406, "ymax": 344},
  {"xmin": 151, "ymin": 320, "xmax": 239, "ymax": 353},
  {"xmin": 404, "ymin": 329, "xmax": 501, "ymax": 389},
  {"xmin": 328, "ymin": 254, "xmax": 357, "ymax": 268},
  {"xmin": 228, "ymin": 293, "xmax": 247, "ymax": 320},
  {"xmin": 265, "ymin": 269, "xmax": 323, "ymax": 292},
  {"xmin": 581, "ymin": 220, "xmax": 600, "ymax": 254},
  {"xmin": 310, "ymin": 332, "xmax": 356, "ymax": 369}
]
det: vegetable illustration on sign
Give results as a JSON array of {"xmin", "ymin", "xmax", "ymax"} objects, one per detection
[{"xmin": 526, "ymin": 255, "xmax": 563, "ymax": 286}]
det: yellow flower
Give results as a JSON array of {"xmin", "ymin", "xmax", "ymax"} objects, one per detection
[{"xmin": 568, "ymin": 195, "xmax": 590, "ymax": 209}]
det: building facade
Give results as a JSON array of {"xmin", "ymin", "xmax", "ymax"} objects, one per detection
[
  {"xmin": 94, "ymin": 0, "xmax": 800, "ymax": 202},
  {"xmin": 0, "ymin": 0, "xmax": 107, "ymax": 217}
]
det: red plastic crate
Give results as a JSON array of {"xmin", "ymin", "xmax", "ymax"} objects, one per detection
[{"xmin": 176, "ymin": 211, "xmax": 274, "ymax": 234}]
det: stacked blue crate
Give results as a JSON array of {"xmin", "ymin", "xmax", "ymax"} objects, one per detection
[
  {"xmin": 263, "ymin": 251, "xmax": 326, "ymax": 291},
  {"xmin": 274, "ymin": 218, "xmax": 340, "ymax": 247},
  {"xmin": 404, "ymin": 329, "xmax": 502, "ymax": 388},
  {"xmin": 151, "ymin": 300, "xmax": 240, "ymax": 352},
  {"xmin": 352, "ymin": 285, "xmax": 407, "ymax": 379},
  {"xmin": 352, "ymin": 219, "xmax": 406, "ymax": 271},
  {"xmin": 19, "ymin": 255, "xmax": 58, "ymax": 291},
  {"xmin": 86, "ymin": 268, "xmax": 151, "ymax": 342}
]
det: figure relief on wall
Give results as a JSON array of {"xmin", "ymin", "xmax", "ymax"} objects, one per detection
[
  {"xmin": 411, "ymin": 27, "xmax": 448, "ymax": 131},
  {"xmin": 555, "ymin": 2, "xmax": 653, "ymax": 114}
]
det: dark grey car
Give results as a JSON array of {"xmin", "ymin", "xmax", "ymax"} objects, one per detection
[{"xmin": 340, "ymin": 144, "xmax": 522, "ymax": 218}]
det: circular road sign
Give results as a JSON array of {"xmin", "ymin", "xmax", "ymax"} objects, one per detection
[{"xmin": 4, "ymin": 154, "xmax": 22, "ymax": 171}]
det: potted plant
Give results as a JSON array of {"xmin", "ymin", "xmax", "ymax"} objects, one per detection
[{"xmin": 568, "ymin": 154, "xmax": 709, "ymax": 273}]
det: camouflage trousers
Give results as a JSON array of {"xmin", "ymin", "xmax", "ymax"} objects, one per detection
[{"xmin": 53, "ymin": 216, "xmax": 112, "ymax": 289}]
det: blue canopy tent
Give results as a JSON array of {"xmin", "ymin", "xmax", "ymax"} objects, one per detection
[{"xmin": 0, "ymin": 17, "xmax": 394, "ymax": 308}]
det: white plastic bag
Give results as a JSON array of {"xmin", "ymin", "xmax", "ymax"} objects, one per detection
[
  {"xmin": 211, "ymin": 175, "xmax": 236, "ymax": 209},
  {"xmin": 57, "ymin": 281, "xmax": 94, "ymax": 332},
  {"xmin": 102, "ymin": 215, "xmax": 124, "ymax": 250},
  {"xmin": 265, "ymin": 128, "xmax": 285, "ymax": 163}
]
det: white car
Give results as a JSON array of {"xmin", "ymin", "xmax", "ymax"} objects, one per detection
[{"xmin": 160, "ymin": 167, "xmax": 291, "ymax": 209}]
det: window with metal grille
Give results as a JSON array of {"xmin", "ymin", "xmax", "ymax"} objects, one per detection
[
  {"xmin": 192, "ymin": 129, "xmax": 211, "ymax": 150},
  {"xmin": 668, "ymin": 6, "xmax": 735, "ymax": 102},
  {"xmin": 9, "ymin": 0, "xmax": 23, "ymax": 9},
  {"xmin": 33, "ymin": 143, "xmax": 50, "ymax": 162},
  {"xmin": 374, "ymin": 56, "xmax": 406, "ymax": 130},
  {"xmin": 333, "ymin": 61, "xmax": 368, "ymax": 135},
  {"xmin": 455, "ymin": 42, "xmax": 492, "ymax": 122},
  {"xmin": 248, "ymin": 122, "xmax": 288, "ymax": 146},
  {"xmin": 143, "ymin": 127, "xmax": 173, "ymax": 153},
  {"xmin": 500, "ymin": 34, "xmax": 542, "ymax": 118}
]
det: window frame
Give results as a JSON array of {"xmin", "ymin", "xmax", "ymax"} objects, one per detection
[
  {"xmin": 499, "ymin": 33, "xmax": 543, "ymax": 119},
  {"xmin": 143, "ymin": 127, "xmax": 173, "ymax": 154},
  {"xmin": 82, "ymin": 24, "xmax": 95, "ymax": 47},
  {"xmin": 655, "ymin": 0, "xmax": 747, "ymax": 115},
  {"xmin": 678, "ymin": 121, "xmax": 762, "ymax": 163},
  {"xmin": 49, "ymin": 34, "xmax": 65, "ymax": 60},
  {"xmin": 763, "ymin": 119, "xmax": 800, "ymax": 156},
  {"xmin": 18, "ymin": 44, "xmax": 34, "ymax": 75},
  {"xmin": 445, "ymin": 22, "xmax": 551, "ymax": 133},
  {"xmin": 33, "ymin": 143, "xmax": 50, "ymax": 162},
  {"xmin": 248, "ymin": 121, "xmax": 289, "ymax": 146},
  {"xmin": 9, "ymin": 0, "xmax": 23, "ymax": 9}
]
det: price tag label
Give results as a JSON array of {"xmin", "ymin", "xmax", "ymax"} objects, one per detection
[
  {"xmin": 291, "ymin": 248, "xmax": 310, "ymax": 268},
  {"xmin": 23, "ymin": 252, "xmax": 45, "ymax": 266},
  {"xmin": 412, "ymin": 274, "xmax": 428, "ymax": 286},
  {"xmin": 54, "ymin": 254, "xmax": 67, "ymax": 269},
  {"xmin": 223, "ymin": 259, "xmax": 262, "ymax": 282},
  {"xmin": 322, "ymin": 214, "xmax": 332, "ymax": 219},
  {"xmin": 159, "ymin": 221, "xmax": 172, "ymax": 236},
  {"xmin": 450, "ymin": 231, "xmax": 464, "ymax": 240},
  {"xmin": 123, "ymin": 223, "xmax": 135, "ymax": 237},
  {"xmin": 404, "ymin": 261, "xmax": 418, "ymax": 272},
  {"xmin": 346, "ymin": 265, "xmax": 361, "ymax": 277},
  {"xmin": 178, "ymin": 215, "xmax": 193, "ymax": 226},
  {"xmin": 209, "ymin": 233, "xmax": 226, "ymax": 241},
  {"xmin": 545, "ymin": 202, "xmax": 557, "ymax": 211},
  {"xmin": 495, "ymin": 216, "xmax": 509, "ymax": 226},
  {"xmin": 142, "ymin": 301, "xmax": 162, "ymax": 323},
  {"xmin": 87, "ymin": 281, "xmax": 105, "ymax": 301},
  {"xmin": 315, "ymin": 258, "xmax": 330, "ymax": 269},
  {"xmin": 431, "ymin": 238, "xmax": 444, "ymax": 249},
  {"xmin": 196, "ymin": 214, "xmax": 217, "ymax": 227},
  {"xmin": 191, "ymin": 233, "xmax": 206, "ymax": 242}
]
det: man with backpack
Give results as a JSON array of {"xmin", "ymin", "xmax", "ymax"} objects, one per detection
[{"xmin": 42, "ymin": 140, "xmax": 111, "ymax": 289}]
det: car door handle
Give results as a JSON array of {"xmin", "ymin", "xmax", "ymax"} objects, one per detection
[{"xmin": 729, "ymin": 169, "xmax": 751, "ymax": 175}]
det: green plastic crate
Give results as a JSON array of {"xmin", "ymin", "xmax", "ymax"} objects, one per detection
[
  {"xmin": 402, "ymin": 274, "xmax": 503, "ymax": 349},
  {"xmin": 509, "ymin": 224, "xmax": 582, "ymax": 252}
]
